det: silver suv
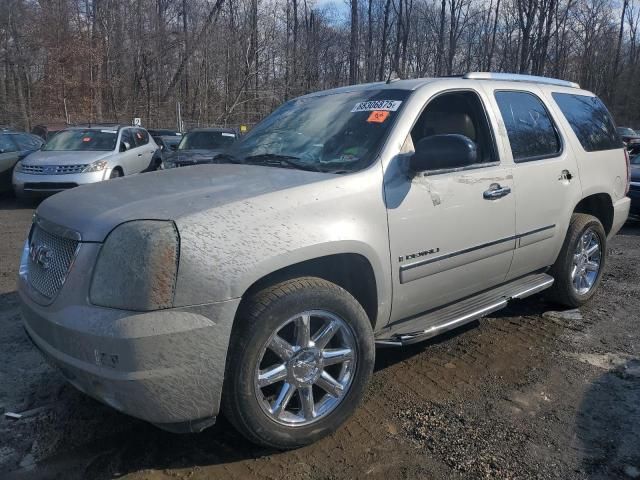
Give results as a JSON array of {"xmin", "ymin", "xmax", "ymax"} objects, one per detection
[
  {"xmin": 17, "ymin": 73, "xmax": 631, "ymax": 449},
  {"xmin": 13, "ymin": 125, "xmax": 159, "ymax": 198}
]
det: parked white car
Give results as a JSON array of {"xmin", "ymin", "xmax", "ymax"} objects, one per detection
[{"xmin": 13, "ymin": 125, "xmax": 159, "ymax": 199}]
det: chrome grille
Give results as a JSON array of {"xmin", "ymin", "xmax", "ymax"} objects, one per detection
[
  {"xmin": 27, "ymin": 225, "xmax": 79, "ymax": 299},
  {"xmin": 21, "ymin": 164, "xmax": 88, "ymax": 175}
]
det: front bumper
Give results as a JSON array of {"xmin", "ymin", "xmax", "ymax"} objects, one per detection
[
  {"xmin": 18, "ymin": 254, "xmax": 240, "ymax": 431},
  {"xmin": 12, "ymin": 169, "xmax": 113, "ymax": 196}
]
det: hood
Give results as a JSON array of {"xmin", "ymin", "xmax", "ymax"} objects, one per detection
[
  {"xmin": 36, "ymin": 163, "xmax": 331, "ymax": 242},
  {"xmin": 22, "ymin": 150, "xmax": 114, "ymax": 166},
  {"xmin": 166, "ymin": 149, "xmax": 222, "ymax": 165}
]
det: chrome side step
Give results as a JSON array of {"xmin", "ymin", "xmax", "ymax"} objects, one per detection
[{"xmin": 375, "ymin": 273, "xmax": 554, "ymax": 347}]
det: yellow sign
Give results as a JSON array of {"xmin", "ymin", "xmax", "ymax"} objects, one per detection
[{"xmin": 240, "ymin": 125, "xmax": 247, "ymax": 133}]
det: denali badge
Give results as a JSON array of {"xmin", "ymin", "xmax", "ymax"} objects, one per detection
[
  {"xmin": 29, "ymin": 243, "xmax": 53, "ymax": 269},
  {"xmin": 399, "ymin": 248, "xmax": 440, "ymax": 263}
]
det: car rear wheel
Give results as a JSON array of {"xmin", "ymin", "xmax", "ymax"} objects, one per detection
[
  {"xmin": 222, "ymin": 277, "xmax": 375, "ymax": 449},
  {"xmin": 548, "ymin": 213, "xmax": 606, "ymax": 307}
]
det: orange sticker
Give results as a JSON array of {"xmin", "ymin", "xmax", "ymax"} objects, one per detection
[{"xmin": 367, "ymin": 110, "xmax": 389, "ymax": 123}]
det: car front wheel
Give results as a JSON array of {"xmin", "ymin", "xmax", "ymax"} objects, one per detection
[{"xmin": 222, "ymin": 277, "xmax": 375, "ymax": 449}]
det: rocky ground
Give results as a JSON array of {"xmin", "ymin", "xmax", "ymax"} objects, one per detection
[{"xmin": 0, "ymin": 194, "xmax": 638, "ymax": 480}]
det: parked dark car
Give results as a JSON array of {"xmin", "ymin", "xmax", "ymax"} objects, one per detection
[
  {"xmin": 617, "ymin": 127, "xmax": 640, "ymax": 154},
  {"xmin": 163, "ymin": 128, "xmax": 238, "ymax": 168},
  {"xmin": 152, "ymin": 135, "xmax": 181, "ymax": 156},
  {"xmin": 147, "ymin": 128, "xmax": 182, "ymax": 137},
  {"xmin": 32, "ymin": 123, "xmax": 72, "ymax": 141},
  {"xmin": 0, "ymin": 132, "xmax": 44, "ymax": 193},
  {"xmin": 630, "ymin": 154, "xmax": 640, "ymax": 219}
]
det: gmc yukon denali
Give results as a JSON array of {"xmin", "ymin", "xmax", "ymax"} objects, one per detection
[{"xmin": 18, "ymin": 72, "xmax": 631, "ymax": 449}]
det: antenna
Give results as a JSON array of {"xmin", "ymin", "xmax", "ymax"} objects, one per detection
[{"xmin": 386, "ymin": 71, "xmax": 401, "ymax": 84}]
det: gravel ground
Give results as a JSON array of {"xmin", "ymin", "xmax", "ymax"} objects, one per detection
[{"xmin": 0, "ymin": 194, "xmax": 638, "ymax": 480}]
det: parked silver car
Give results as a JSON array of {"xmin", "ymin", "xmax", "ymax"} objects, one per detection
[
  {"xmin": 18, "ymin": 73, "xmax": 630, "ymax": 449},
  {"xmin": 13, "ymin": 125, "xmax": 159, "ymax": 198}
]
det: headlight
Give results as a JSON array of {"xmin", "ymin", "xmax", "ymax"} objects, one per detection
[
  {"xmin": 90, "ymin": 220, "xmax": 180, "ymax": 311},
  {"xmin": 14, "ymin": 161, "xmax": 23, "ymax": 173},
  {"xmin": 83, "ymin": 160, "xmax": 108, "ymax": 172}
]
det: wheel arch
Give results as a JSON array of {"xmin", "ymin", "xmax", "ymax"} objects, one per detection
[
  {"xmin": 573, "ymin": 193, "xmax": 614, "ymax": 235},
  {"xmin": 236, "ymin": 252, "xmax": 381, "ymax": 332}
]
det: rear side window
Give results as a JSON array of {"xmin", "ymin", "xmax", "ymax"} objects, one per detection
[
  {"xmin": 134, "ymin": 128, "xmax": 149, "ymax": 146},
  {"xmin": 494, "ymin": 91, "xmax": 561, "ymax": 162},
  {"xmin": 551, "ymin": 93, "xmax": 623, "ymax": 152}
]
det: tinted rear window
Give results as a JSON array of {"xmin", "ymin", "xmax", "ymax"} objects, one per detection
[
  {"xmin": 552, "ymin": 93, "xmax": 623, "ymax": 152},
  {"xmin": 494, "ymin": 91, "xmax": 561, "ymax": 162}
]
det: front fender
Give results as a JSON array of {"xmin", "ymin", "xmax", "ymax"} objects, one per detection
[{"xmin": 172, "ymin": 168, "xmax": 392, "ymax": 328}]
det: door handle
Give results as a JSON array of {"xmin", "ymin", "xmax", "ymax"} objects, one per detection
[
  {"xmin": 137, "ymin": 153, "xmax": 143, "ymax": 157},
  {"xmin": 559, "ymin": 169, "xmax": 573, "ymax": 181},
  {"xmin": 483, "ymin": 183, "xmax": 511, "ymax": 200}
]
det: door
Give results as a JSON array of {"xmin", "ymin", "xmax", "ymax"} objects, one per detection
[
  {"xmin": 384, "ymin": 90, "xmax": 516, "ymax": 323},
  {"xmin": 486, "ymin": 87, "xmax": 583, "ymax": 280},
  {"xmin": 118, "ymin": 129, "xmax": 139, "ymax": 174},
  {"xmin": 133, "ymin": 128, "xmax": 155, "ymax": 171}
]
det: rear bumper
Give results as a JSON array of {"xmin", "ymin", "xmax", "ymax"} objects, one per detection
[
  {"xmin": 19, "ymin": 283, "xmax": 240, "ymax": 430},
  {"xmin": 610, "ymin": 196, "xmax": 631, "ymax": 237}
]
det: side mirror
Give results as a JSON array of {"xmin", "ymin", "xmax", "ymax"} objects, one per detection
[
  {"xmin": 410, "ymin": 134, "xmax": 477, "ymax": 173},
  {"xmin": 120, "ymin": 141, "xmax": 131, "ymax": 152}
]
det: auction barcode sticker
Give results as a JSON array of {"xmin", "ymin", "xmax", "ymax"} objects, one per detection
[{"xmin": 351, "ymin": 100, "xmax": 402, "ymax": 112}]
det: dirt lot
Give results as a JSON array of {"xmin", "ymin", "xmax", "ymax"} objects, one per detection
[{"xmin": 0, "ymin": 194, "xmax": 638, "ymax": 480}]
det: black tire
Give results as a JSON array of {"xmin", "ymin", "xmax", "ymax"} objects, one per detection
[
  {"xmin": 548, "ymin": 213, "xmax": 606, "ymax": 308},
  {"xmin": 109, "ymin": 167, "xmax": 122, "ymax": 179},
  {"xmin": 222, "ymin": 277, "xmax": 375, "ymax": 449}
]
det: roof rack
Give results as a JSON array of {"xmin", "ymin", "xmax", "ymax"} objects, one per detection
[{"xmin": 463, "ymin": 72, "xmax": 580, "ymax": 89}]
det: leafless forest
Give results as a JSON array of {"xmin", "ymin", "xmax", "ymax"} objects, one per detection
[{"xmin": 0, "ymin": 0, "xmax": 639, "ymax": 131}]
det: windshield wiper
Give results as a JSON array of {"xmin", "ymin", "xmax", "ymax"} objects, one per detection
[
  {"xmin": 212, "ymin": 153, "xmax": 242, "ymax": 164},
  {"xmin": 243, "ymin": 153, "xmax": 321, "ymax": 172}
]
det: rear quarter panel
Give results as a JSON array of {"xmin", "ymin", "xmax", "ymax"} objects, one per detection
[{"xmin": 540, "ymin": 86, "xmax": 628, "ymax": 209}]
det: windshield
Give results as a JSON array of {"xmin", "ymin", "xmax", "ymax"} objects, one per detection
[
  {"xmin": 631, "ymin": 154, "xmax": 640, "ymax": 165},
  {"xmin": 178, "ymin": 131, "xmax": 236, "ymax": 150},
  {"xmin": 617, "ymin": 127, "xmax": 637, "ymax": 136},
  {"xmin": 43, "ymin": 129, "xmax": 117, "ymax": 151},
  {"xmin": 224, "ymin": 89, "xmax": 410, "ymax": 173}
]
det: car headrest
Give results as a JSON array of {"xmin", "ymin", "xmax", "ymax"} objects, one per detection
[{"xmin": 422, "ymin": 111, "xmax": 476, "ymax": 142}]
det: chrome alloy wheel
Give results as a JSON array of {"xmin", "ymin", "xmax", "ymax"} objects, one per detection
[
  {"xmin": 254, "ymin": 310, "xmax": 357, "ymax": 427},
  {"xmin": 571, "ymin": 227, "xmax": 602, "ymax": 295}
]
